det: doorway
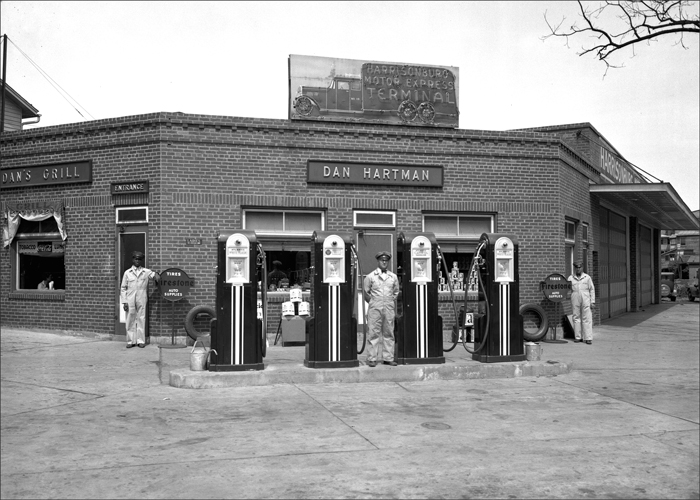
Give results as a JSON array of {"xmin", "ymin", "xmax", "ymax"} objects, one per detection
[
  {"xmin": 115, "ymin": 225, "xmax": 149, "ymax": 337},
  {"xmin": 599, "ymin": 207, "xmax": 628, "ymax": 320},
  {"xmin": 354, "ymin": 231, "xmax": 395, "ymax": 328},
  {"xmin": 355, "ymin": 231, "xmax": 396, "ymax": 279}
]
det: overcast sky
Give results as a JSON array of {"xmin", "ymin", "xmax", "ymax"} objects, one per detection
[{"xmin": 2, "ymin": 1, "xmax": 698, "ymax": 210}]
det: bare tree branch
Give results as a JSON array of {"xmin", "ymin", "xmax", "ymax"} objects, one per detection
[{"xmin": 543, "ymin": 1, "xmax": 699, "ymax": 75}]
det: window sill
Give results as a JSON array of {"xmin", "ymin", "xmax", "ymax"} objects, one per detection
[{"xmin": 9, "ymin": 290, "xmax": 65, "ymax": 301}]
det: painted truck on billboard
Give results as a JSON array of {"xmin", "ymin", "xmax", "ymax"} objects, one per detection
[{"xmin": 292, "ymin": 63, "xmax": 458, "ymax": 127}]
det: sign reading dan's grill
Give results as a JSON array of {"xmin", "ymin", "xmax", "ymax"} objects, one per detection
[
  {"xmin": 1, "ymin": 161, "xmax": 92, "ymax": 189},
  {"xmin": 307, "ymin": 160, "xmax": 443, "ymax": 188}
]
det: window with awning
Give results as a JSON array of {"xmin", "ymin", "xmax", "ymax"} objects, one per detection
[
  {"xmin": 3, "ymin": 199, "xmax": 66, "ymax": 248},
  {"xmin": 3, "ymin": 200, "xmax": 67, "ymax": 292}
]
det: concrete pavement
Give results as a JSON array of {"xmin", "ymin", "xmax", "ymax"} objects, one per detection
[{"xmin": 1, "ymin": 301, "xmax": 698, "ymax": 499}]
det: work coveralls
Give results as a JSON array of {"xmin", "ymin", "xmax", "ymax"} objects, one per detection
[
  {"xmin": 568, "ymin": 272, "xmax": 596, "ymax": 342},
  {"xmin": 121, "ymin": 266, "xmax": 156, "ymax": 345},
  {"xmin": 363, "ymin": 268, "xmax": 400, "ymax": 363}
]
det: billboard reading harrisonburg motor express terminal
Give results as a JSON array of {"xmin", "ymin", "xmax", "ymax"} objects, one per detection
[{"xmin": 289, "ymin": 55, "xmax": 459, "ymax": 128}]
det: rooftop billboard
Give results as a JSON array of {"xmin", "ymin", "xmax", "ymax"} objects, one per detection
[{"xmin": 289, "ymin": 55, "xmax": 459, "ymax": 128}]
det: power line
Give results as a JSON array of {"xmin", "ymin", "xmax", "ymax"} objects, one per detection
[{"xmin": 4, "ymin": 35, "xmax": 96, "ymax": 120}]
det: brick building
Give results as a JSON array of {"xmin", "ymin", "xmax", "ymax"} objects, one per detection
[
  {"xmin": 661, "ymin": 210, "xmax": 700, "ymax": 281},
  {"xmin": 2, "ymin": 112, "xmax": 697, "ymax": 343}
]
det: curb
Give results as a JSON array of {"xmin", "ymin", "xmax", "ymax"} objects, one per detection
[{"xmin": 168, "ymin": 360, "xmax": 572, "ymax": 389}]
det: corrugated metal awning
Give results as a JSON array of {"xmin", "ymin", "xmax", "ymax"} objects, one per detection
[{"xmin": 590, "ymin": 183, "xmax": 698, "ymax": 230}]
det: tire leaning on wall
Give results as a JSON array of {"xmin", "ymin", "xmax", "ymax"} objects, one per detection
[
  {"xmin": 184, "ymin": 305, "xmax": 216, "ymax": 339},
  {"xmin": 519, "ymin": 303, "xmax": 549, "ymax": 342}
]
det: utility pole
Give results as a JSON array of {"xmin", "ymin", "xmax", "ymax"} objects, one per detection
[{"xmin": 1, "ymin": 34, "xmax": 7, "ymax": 134}]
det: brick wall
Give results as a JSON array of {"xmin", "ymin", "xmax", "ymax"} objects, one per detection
[
  {"xmin": 2, "ymin": 116, "xmax": 162, "ymax": 334},
  {"xmin": 2, "ymin": 112, "xmax": 597, "ymax": 339}
]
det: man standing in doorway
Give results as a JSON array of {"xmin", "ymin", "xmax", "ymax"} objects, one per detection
[
  {"xmin": 363, "ymin": 251, "xmax": 400, "ymax": 367},
  {"xmin": 121, "ymin": 251, "xmax": 159, "ymax": 348},
  {"xmin": 568, "ymin": 260, "xmax": 595, "ymax": 345}
]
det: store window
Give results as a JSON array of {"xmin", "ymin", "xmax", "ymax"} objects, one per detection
[
  {"xmin": 116, "ymin": 206, "xmax": 148, "ymax": 224},
  {"xmin": 14, "ymin": 217, "xmax": 66, "ymax": 291},
  {"xmin": 353, "ymin": 210, "xmax": 396, "ymax": 229},
  {"xmin": 422, "ymin": 213, "xmax": 494, "ymax": 293},
  {"xmin": 243, "ymin": 209, "xmax": 325, "ymax": 290},
  {"xmin": 424, "ymin": 214, "xmax": 492, "ymax": 239},
  {"xmin": 581, "ymin": 223, "xmax": 589, "ymax": 274},
  {"xmin": 565, "ymin": 219, "xmax": 576, "ymax": 276},
  {"xmin": 4, "ymin": 200, "xmax": 67, "ymax": 293}
]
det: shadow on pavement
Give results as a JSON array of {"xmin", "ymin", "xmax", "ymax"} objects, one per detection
[{"xmin": 600, "ymin": 301, "xmax": 696, "ymax": 327}]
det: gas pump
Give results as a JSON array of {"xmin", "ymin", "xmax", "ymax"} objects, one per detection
[
  {"xmin": 305, "ymin": 231, "xmax": 358, "ymax": 369},
  {"xmin": 467, "ymin": 233, "xmax": 526, "ymax": 363},
  {"xmin": 396, "ymin": 232, "xmax": 445, "ymax": 365},
  {"xmin": 210, "ymin": 230, "xmax": 266, "ymax": 371}
]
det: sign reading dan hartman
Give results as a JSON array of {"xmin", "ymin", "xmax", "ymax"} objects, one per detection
[{"xmin": 307, "ymin": 160, "xmax": 443, "ymax": 188}]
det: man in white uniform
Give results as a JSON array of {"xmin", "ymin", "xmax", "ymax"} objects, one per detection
[
  {"xmin": 121, "ymin": 251, "xmax": 159, "ymax": 348},
  {"xmin": 568, "ymin": 260, "xmax": 595, "ymax": 345},
  {"xmin": 363, "ymin": 251, "xmax": 400, "ymax": 367}
]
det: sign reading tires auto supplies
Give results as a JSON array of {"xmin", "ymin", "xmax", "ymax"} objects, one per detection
[
  {"xmin": 160, "ymin": 268, "xmax": 194, "ymax": 302},
  {"xmin": 541, "ymin": 274, "xmax": 571, "ymax": 302}
]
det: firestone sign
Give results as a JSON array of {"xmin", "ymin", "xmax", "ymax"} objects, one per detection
[
  {"xmin": 541, "ymin": 273, "xmax": 572, "ymax": 303},
  {"xmin": 159, "ymin": 268, "xmax": 195, "ymax": 302},
  {"xmin": 307, "ymin": 160, "xmax": 443, "ymax": 188}
]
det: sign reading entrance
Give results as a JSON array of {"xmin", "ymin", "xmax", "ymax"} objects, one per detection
[
  {"xmin": 160, "ymin": 268, "xmax": 194, "ymax": 302},
  {"xmin": 111, "ymin": 181, "xmax": 149, "ymax": 195},
  {"xmin": 541, "ymin": 273, "xmax": 572, "ymax": 302},
  {"xmin": 307, "ymin": 160, "xmax": 443, "ymax": 188}
]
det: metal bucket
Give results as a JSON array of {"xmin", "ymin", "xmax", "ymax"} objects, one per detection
[
  {"xmin": 190, "ymin": 338, "xmax": 217, "ymax": 371},
  {"xmin": 524, "ymin": 341, "xmax": 542, "ymax": 361}
]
